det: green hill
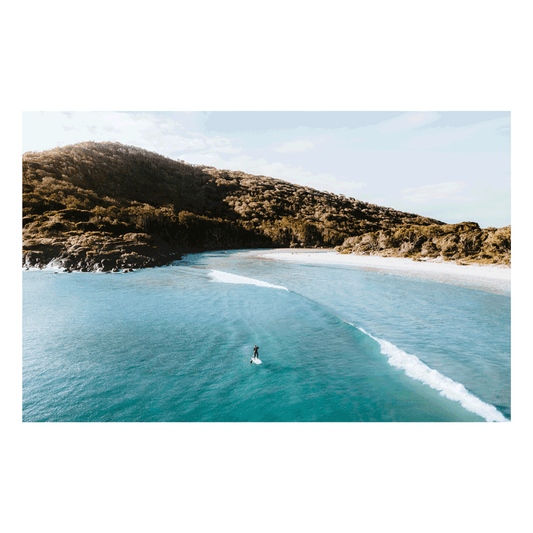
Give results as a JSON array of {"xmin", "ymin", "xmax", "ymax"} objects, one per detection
[{"xmin": 22, "ymin": 141, "xmax": 510, "ymax": 272}]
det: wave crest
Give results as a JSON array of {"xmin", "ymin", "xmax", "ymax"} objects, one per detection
[
  {"xmin": 357, "ymin": 327, "xmax": 508, "ymax": 422},
  {"xmin": 208, "ymin": 270, "xmax": 289, "ymax": 291}
]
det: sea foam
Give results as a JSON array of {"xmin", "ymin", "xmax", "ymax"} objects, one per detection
[
  {"xmin": 357, "ymin": 327, "xmax": 508, "ymax": 422},
  {"xmin": 208, "ymin": 270, "xmax": 289, "ymax": 291}
]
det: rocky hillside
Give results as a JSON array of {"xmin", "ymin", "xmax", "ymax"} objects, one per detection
[
  {"xmin": 336, "ymin": 222, "xmax": 511, "ymax": 265},
  {"xmin": 22, "ymin": 141, "xmax": 509, "ymax": 272}
]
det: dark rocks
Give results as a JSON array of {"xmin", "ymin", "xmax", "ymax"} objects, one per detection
[
  {"xmin": 22, "ymin": 240, "xmax": 177, "ymax": 273},
  {"xmin": 100, "ymin": 258, "xmax": 116, "ymax": 272}
]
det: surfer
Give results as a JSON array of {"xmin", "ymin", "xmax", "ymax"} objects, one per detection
[{"xmin": 251, "ymin": 345, "xmax": 259, "ymax": 363}]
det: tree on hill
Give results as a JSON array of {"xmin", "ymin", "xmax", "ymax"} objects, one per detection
[{"xmin": 22, "ymin": 141, "xmax": 509, "ymax": 271}]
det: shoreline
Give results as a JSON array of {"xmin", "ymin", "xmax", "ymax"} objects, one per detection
[
  {"xmin": 22, "ymin": 248, "xmax": 511, "ymax": 289},
  {"xmin": 259, "ymin": 250, "xmax": 511, "ymax": 293},
  {"xmin": 261, "ymin": 250, "xmax": 510, "ymax": 280}
]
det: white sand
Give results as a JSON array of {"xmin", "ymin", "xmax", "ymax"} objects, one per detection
[{"xmin": 260, "ymin": 250, "xmax": 511, "ymax": 283}]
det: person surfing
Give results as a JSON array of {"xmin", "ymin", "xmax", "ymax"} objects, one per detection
[{"xmin": 251, "ymin": 345, "xmax": 259, "ymax": 363}]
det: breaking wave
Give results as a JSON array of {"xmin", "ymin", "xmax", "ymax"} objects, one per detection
[
  {"xmin": 357, "ymin": 327, "xmax": 508, "ymax": 422},
  {"xmin": 208, "ymin": 270, "xmax": 289, "ymax": 291}
]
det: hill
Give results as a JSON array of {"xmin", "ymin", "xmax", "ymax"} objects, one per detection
[{"xmin": 22, "ymin": 141, "xmax": 510, "ymax": 272}]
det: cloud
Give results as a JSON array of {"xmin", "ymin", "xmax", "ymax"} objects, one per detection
[
  {"xmin": 179, "ymin": 152, "xmax": 366, "ymax": 194},
  {"xmin": 22, "ymin": 111, "xmax": 242, "ymax": 158},
  {"xmin": 378, "ymin": 112, "xmax": 441, "ymax": 134},
  {"xmin": 274, "ymin": 139, "xmax": 314, "ymax": 152},
  {"xmin": 399, "ymin": 116, "xmax": 510, "ymax": 150},
  {"xmin": 401, "ymin": 181, "xmax": 467, "ymax": 203}
]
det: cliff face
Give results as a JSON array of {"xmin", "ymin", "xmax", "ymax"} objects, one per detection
[{"xmin": 22, "ymin": 141, "xmax": 509, "ymax": 272}]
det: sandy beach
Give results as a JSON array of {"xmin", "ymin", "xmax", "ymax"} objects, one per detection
[{"xmin": 260, "ymin": 250, "xmax": 511, "ymax": 293}]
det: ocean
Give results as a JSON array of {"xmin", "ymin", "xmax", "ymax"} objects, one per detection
[{"xmin": 22, "ymin": 249, "xmax": 510, "ymax": 422}]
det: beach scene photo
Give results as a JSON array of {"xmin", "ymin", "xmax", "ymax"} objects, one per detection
[{"xmin": 22, "ymin": 111, "xmax": 511, "ymax": 422}]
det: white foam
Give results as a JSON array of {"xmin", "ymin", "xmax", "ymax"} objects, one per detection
[
  {"xmin": 208, "ymin": 270, "xmax": 289, "ymax": 291},
  {"xmin": 357, "ymin": 327, "xmax": 508, "ymax": 422},
  {"xmin": 23, "ymin": 259, "xmax": 65, "ymax": 273}
]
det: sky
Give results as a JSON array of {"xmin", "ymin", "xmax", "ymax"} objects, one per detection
[{"xmin": 22, "ymin": 111, "xmax": 510, "ymax": 228}]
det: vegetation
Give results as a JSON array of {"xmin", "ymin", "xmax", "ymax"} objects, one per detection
[
  {"xmin": 22, "ymin": 141, "xmax": 510, "ymax": 271},
  {"xmin": 336, "ymin": 222, "xmax": 511, "ymax": 265}
]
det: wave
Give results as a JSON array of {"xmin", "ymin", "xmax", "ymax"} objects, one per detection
[
  {"xmin": 23, "ymin": 259, "xmax": 131, "ymax": 274},
  {"xmin": 357, "ymin": 327, "xmax": 508, "ymax": 422},
  {"xmin": 208, "ymin": 270, "xmax": 289, "ymax": 291},
  {"xmin": 208, "ymin": 267, "xmax": 506, "ymax": 422}
]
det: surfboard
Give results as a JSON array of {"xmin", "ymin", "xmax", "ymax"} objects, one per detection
[{"xmin": 250, "ymin": 357, "xmax": 262, "ymax": 365}]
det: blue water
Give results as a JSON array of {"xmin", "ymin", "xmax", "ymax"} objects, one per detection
[{"xmin": 22, "ymin": 250, "xmax": 510, "ymax": 422}]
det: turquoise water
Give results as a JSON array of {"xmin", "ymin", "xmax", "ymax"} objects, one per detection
[{"xmin": 22, "ymin": 250, "xmax": 510, "ymax": 422}]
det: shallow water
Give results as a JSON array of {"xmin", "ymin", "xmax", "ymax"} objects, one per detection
[{"xmin": 23, "ymin": 250, "xmax": 510, "ymax": 422}]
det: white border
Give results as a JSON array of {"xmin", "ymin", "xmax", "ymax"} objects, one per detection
[{"xmin": 0, "ymin": 88, "xmax": 533, "ymax": 446}]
